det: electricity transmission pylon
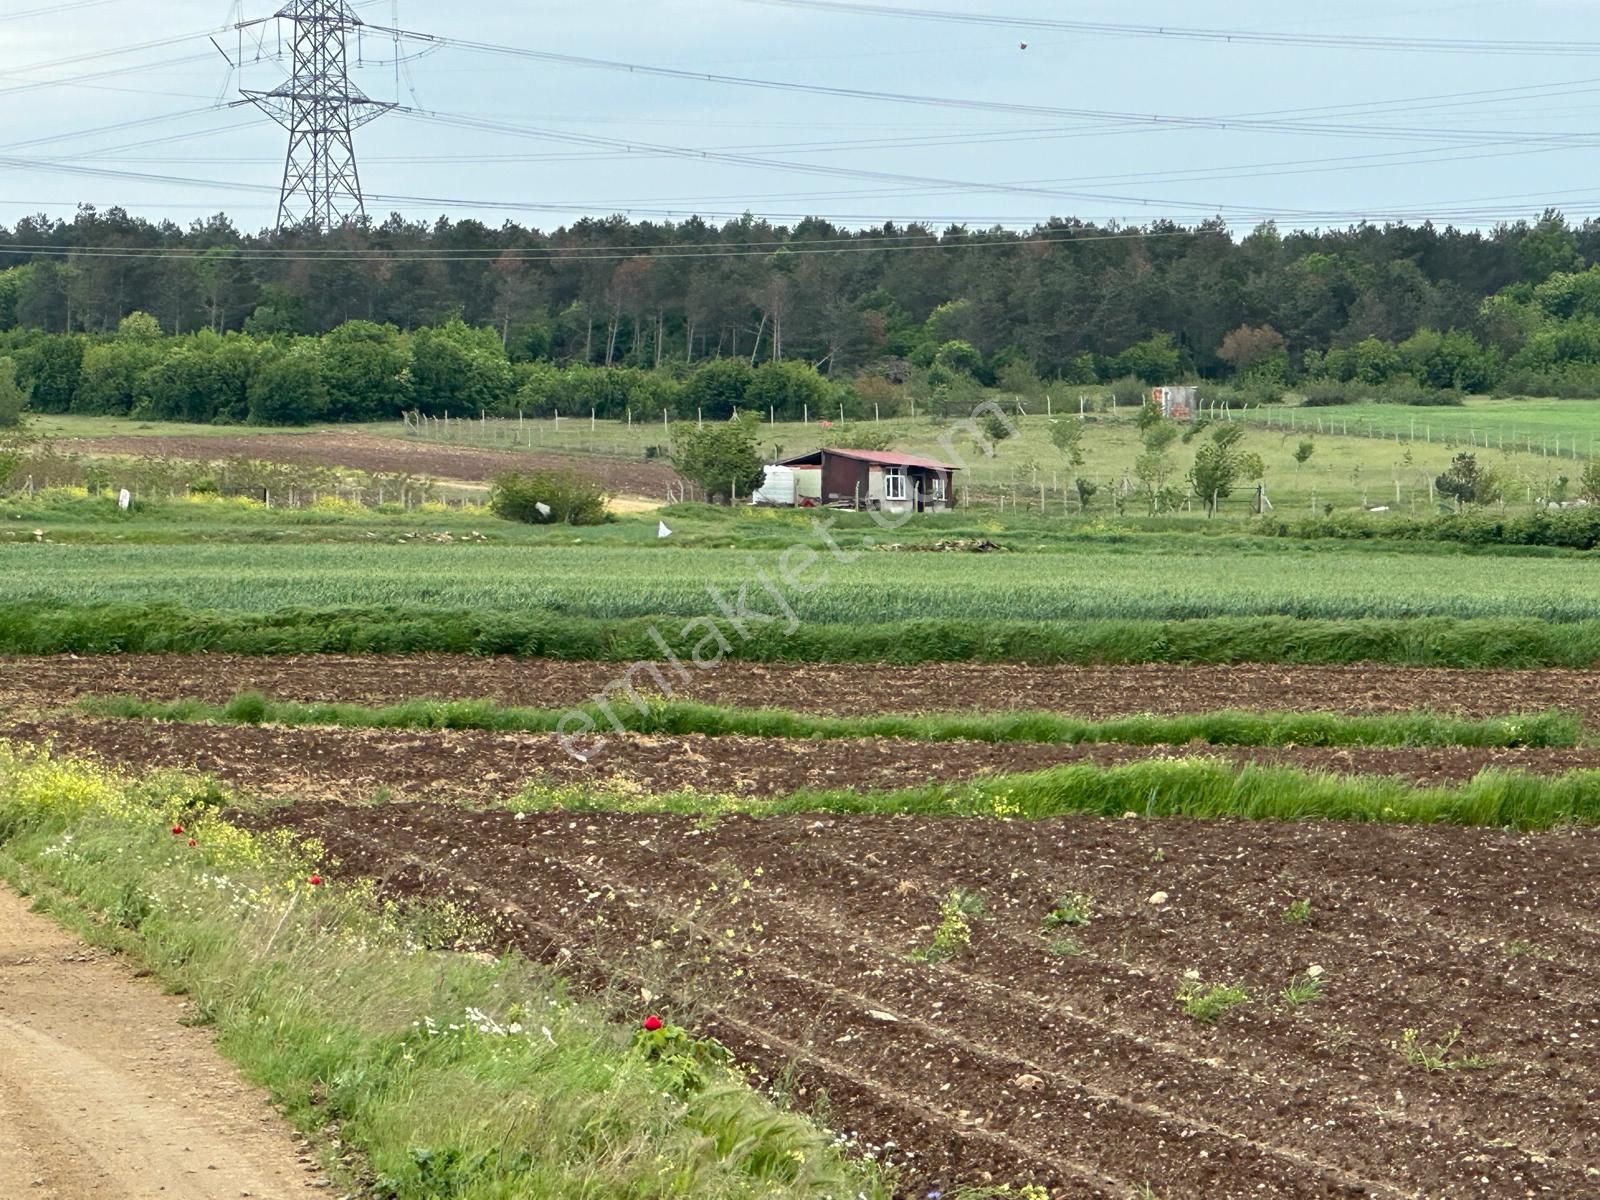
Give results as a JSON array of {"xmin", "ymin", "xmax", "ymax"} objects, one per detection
[{"xmin": 238, "ymin": 1, "xmax": 395, "ymax": 232}]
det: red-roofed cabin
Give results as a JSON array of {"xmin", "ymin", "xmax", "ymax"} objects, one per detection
[{"xmin": 778, "ymin": 448, "xmax": 959, "ymax": 514}]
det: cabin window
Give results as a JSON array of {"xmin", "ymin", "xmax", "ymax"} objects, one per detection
[
  {"xmin": 884, "ymin": 467, "xmax": 907, "ymax": 501},
  {"xmin": 930, "ymin": 474, "xmax": 946, "ymax": 501}
]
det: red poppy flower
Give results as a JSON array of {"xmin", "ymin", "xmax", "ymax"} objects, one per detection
[
  {"xmin": 171, "ymin": 825, "xmax": 184, "ymax": 836},
  {"xmin": 643, "ymin": 1015, "xmax": 664, "ymax": 1032},
  {"xmin": 187, "ymin": 839, "xmax": 197, "ymax": 848},
  {"xmin": 308, "ymin": 875, "xmax": 323, "ymax": 887}
]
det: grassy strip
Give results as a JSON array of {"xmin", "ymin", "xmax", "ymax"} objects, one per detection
[
  {"xmin": 510, "ymin": 758, "xmax": 1600, "ymax": 832},
  {"xmin": 79, "ymin": 693, "xmax": 1584, "ymax": 750},
  {"xmin": 0, "ymin": 746, "xmax": 890, "ymax": 1200},
  {"xmin": 9, "ymin": 603, "xmax": 1600, "ymax": 667}
]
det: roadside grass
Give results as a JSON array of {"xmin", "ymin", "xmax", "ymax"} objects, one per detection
[
  {"xmin": 0, "ymin": 745, "xmax": 892, "ymax": 1200},
  {"xmin": 77, "ymin": 693, "xmax": 1584, "ymax": 751},
  {"xmin": 13, "ymin": 602, "xmax": 1600, "ymax": 668},
  {"xmin": 505, "ymin": 758, "xmax": 1600, "ymax": 833}
]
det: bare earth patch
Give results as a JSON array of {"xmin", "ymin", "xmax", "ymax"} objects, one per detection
[
  {"xmin": 67, "ymin": 429, "xmax": 683, "ymax": 497},
  {"xmin": 0, "ymin": 886, "xmax": 325, "ymax": 1200},
  {"xmin": 6, "ymin": 656, "xmax": 1600, "ymax": 723},
  {"xmin": 241, "ymin": 802, "xmax": 1600, "ymax": 1198}
]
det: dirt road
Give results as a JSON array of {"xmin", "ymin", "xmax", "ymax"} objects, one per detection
[{"xmin": 0, "ymin": 887, "xmax": 325, "ymax": 1200}]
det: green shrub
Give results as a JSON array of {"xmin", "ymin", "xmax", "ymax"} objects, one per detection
[
  {"xmin": 0, "ymin": 357, "xmax": 27, "ymax": 427},
  {"xmin": 1301, "ymin": 382, "xmax": 1359, "ymax": 406},
  {"xmin": 1377, "ymin": 383, "xmax": 1464, "ymax": 407},
  {"xmin": 1103, "ymin": 375, "xmax": 1148, "ymax": 407},
  {"xmin": 489, "ymin": 470, "xmax": 609, "ymax": 525},
  {"xmin": 1285, "ymin": 506, "xmax": 1600, "ymax": 550}
]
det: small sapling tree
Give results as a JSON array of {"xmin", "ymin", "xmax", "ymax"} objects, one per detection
[
  {"xmin": 1189, "ymin": 423, "xmax": 1265, "ymax": 516},
  {"xmin": 1579, "ymin": 460, "xmax": 1600, "ymax": 505},
  {"xmin": 1049, "ymin": 417, "xmax": 1086, "ymax": 468},
  {"xmin": 981, "ymin": 409, "xmax": 1015, "ymax": 448},
  {"xmin": 1293, "ymin": 439, "xmax": 1315, "ymax": 473},
  {"xmin": 1434, "ymin": 452, "xmax": 1502, "ymax": 507},
  {"xmin": 672, "ymin": 413, "xmax": 767, "ymax": 503}
]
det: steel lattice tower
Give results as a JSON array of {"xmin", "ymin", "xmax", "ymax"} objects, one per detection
[{"xmin": 241, "ymin": 1, "xmax": 394, "ymax": 231}]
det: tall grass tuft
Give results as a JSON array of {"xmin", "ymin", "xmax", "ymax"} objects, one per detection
[
  {"xmin": 79, "ymin": 694, "xmax": 1584, "ymax": 751},
  {"xmin": 512, "ymin": 758, "xmax": 1600, "ymax": 833}
]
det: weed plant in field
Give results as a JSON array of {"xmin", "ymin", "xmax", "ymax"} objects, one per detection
[
  {"xmin": 909, "ymin": 889, "xmax": 985, "ymax": 963},
  {"xmin": 1279, "ymin": 969, "xmax": 1327, "ymax": 1008},
  {"xmin": 1177, "ymin": 979, "xmax": 1252, "ymax": 1024},
  {"xmin": 1398, "ymin": 1027, "xmax": 1495, "ymax": 1072},
  {"xmin": 1044, "ymin": 893, "xmax": 1096, "ymax": 929}
]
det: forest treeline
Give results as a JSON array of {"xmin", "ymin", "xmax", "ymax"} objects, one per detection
[{"xmin": 6, "ymin": 206, "xmax": 1600, "ymax": 424}]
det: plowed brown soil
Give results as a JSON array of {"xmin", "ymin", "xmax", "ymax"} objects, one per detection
[
  {"xmin": 11, "ymin": 717, "xmax": 1600, "ymax": 803},
  {"xmin": 242, "ymin": 802, "xmax": 1600, "ymax": 1198},
  {"xmin": 5, "ymin": 655, "xmax": 1599, "ymax": 722},
  {"xmin": 70, "ymin": 430, "xmax": 681, "ymax": 496}
]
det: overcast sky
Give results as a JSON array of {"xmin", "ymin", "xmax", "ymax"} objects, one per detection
[{"xmin": 3, "ymin": 0, "xmax": 1599, "ymax": 236}]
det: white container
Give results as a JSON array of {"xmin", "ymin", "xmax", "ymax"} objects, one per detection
[{"xmin": 752, "ymin": 465, "xmax": 799, "ymax": 506}]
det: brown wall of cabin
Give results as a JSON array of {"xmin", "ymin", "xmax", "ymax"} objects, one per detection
[{"xmin": 821, "ymin": 453, "xmax": 869, "ymax": 503}]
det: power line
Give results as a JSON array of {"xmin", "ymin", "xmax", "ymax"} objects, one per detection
[
  {"xmin": 392, "ymin": 105, "xmax": 1600, "ymax": 224},
  {"xmin": 743, "ymin": 0, "xmax": 1600, "ymax": 57},
  {"xmin": 367, "ymin": 26, "xmax": 1600, "ymax": 151},
  {"xmin": 0, "ymin": 53, "xmax": 218, "ymax": 99},
  {"xmin": 0, "ymin": 0, "xmax": 126, "ymax": 22},
  {"xmin": 0, "ymin": 107, "xmax": 230, "ymax": 154},
  {"xmin": 11, "ymin": 3, "xmax": 1600, "ymax": 237}
]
